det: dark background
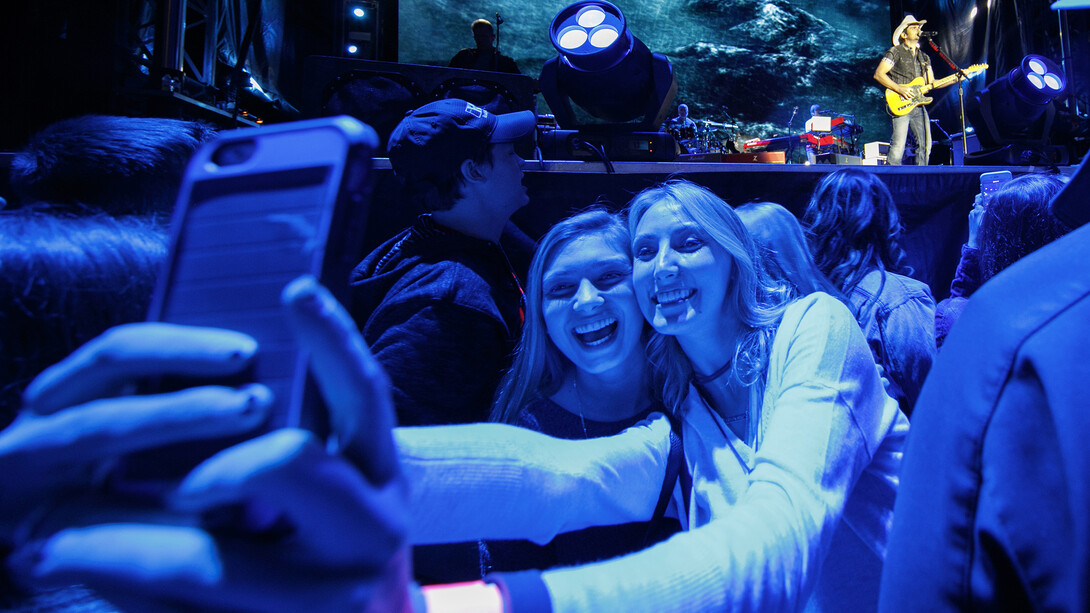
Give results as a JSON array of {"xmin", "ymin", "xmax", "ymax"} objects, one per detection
[{"xmin": 1, "ymin": 0, "xmax": 1086, "ymax": 151}]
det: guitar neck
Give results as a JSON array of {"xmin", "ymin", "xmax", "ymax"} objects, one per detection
[
  {"xmin": 926, "ymin": 65, "xmax": 986, "ymax": 92},
  {"xmin": 928, "ymin": 73, "xmax": 960, "ymax": 91}
]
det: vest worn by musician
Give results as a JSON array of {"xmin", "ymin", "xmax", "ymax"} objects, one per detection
[{"xmin": 883, "ymin": 44, "xmax": 931, "ymax": 86}]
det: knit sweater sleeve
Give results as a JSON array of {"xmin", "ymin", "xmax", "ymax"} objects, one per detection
[
  {"xmin": 947, "ymin": 244, "xmax": 982, "ymax": 299},
  {"xmin": 540, "ymin": 294, "xmax": 897, "ymax": 612},
  {"xmin": 395, "ymin": 415, "xmax": 672, "ymax": 546}
]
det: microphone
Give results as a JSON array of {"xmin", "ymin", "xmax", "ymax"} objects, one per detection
[
  {"xmin": 920, "ymin": 30, "xmax": 938, "ymax": 37},
  {"xmin": 495, "ymin": 12, "xmax": 504, "ymax": 25}
]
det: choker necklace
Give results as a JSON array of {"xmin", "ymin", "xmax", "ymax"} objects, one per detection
[{"xmin": 693, "ymin": 357, "xmax": 733, "ymax": 385}]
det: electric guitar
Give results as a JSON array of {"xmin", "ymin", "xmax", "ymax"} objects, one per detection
[{"xmin": 885, "ymin": 63, "xmax": 988, "ymax": 116}]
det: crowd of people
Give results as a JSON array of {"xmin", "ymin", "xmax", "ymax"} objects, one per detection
[{"xmin": 0, "ymin": 98, "xmax": 1085, "ymax": 613}]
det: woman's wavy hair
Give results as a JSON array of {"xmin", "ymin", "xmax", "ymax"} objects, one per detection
[
  {"xmin": 802, "ymin": 169, "xmax": 911, "ymax": 300},
  {"xmin": 490, "ymin": 207, "xmax": 635, "ymax": 423},
  {"xmin": 736, "ymin": 201, "xmax": 847, "ymax": 304},
  {"xmin": 978, "ymin": 174, "xmax": 1070, "ymax": 282},
  {"xmin": 627, "ymin": 179, "xmax": 790, "ymax": 419}
]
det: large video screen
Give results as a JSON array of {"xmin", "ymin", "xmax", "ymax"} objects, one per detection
[{"xmin": 399, "ymin": 0, "xmax": 893, "ymax": 147}]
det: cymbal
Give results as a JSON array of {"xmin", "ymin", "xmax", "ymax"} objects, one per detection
[{"xmin": 697, "ymin": 120, "xmax": 738, "ymax": 129}]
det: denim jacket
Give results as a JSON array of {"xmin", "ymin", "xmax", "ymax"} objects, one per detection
[{"xmin": 848, "ymin": 269, "xmax": 936, "ymax": 417}]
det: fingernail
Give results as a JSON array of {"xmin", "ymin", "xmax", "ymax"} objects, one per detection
[{"xmin": 227, "ymin": 338, "xmax": 259, "ymax": 362}]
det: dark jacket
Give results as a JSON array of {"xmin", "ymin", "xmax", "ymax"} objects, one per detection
[
  {"xmin": 349, "ymin": 215, "xmax": 524, "ymax": 426},
  {"xmin": 880, "ymin": 221, "xmax": 1090, "ymax": 612}
]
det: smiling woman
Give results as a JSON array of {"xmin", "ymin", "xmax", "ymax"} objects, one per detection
[{"xmin": 486, "ymin": 206, "xmax": 679, "ymax": 573}]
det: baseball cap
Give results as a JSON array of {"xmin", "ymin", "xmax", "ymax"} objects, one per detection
[{"xmin": 387, "ymin": 99, "xmax": 535, "ymax": 184}]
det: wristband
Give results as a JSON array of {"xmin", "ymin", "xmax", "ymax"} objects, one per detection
[{"xmin": 484, "ymin": 570, "xmax": 552, "ymax": 613}]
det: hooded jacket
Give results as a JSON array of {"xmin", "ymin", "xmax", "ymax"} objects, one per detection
[{"xmin": 349, "ymin": 215, "xmax": 524, "ymax": 426}]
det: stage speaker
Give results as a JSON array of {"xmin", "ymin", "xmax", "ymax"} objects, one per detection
[
  {"xmin": 538, "ymin": 128, "xmax": 676, "ymax": 161},
  {"xmin": 816, "ymin": 153, "xmax": 862, "ymax": 165},
  {"xmin": 302, "ymin": 56, "xmax": 537, "ymax": 154}
]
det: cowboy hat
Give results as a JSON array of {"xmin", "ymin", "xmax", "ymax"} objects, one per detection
[{"xmin": 893, "ymin": 15, "xmax": 927, "ymax": 46}]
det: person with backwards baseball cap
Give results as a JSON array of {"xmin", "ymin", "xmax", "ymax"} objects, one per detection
[{"xmin": 349, "ymin": 99, "xmax": 536, "ymax": 429}]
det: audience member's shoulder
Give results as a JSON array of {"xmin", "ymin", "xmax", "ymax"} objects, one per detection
[{"xmin": 779, "ymin": 292, "xmax": 857, "ymax": 335}]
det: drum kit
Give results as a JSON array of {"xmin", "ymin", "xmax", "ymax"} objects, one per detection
[{"xmin": 670, "ymin": 119, "xmax": 739, "ymax": 154}]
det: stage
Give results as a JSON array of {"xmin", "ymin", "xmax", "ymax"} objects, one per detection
[{"xmin": 364, "ymin": 160, "xmax": 1075, "ymax": 303}]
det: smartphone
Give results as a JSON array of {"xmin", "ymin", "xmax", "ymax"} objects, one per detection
[
  {"xmin": 121, "ymin": 116, "xmax": 378, "ymax": 484},
  {"xmin": 980, "ymin": 170, "xmax": 1013, "ymax": 200}
]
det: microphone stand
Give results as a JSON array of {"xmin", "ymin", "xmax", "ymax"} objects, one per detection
[
  {"xmin": 926, "ymin": 35, "xmax": 970, "ymax": 160},
  {"xmin": 494, "ymin": 12, "xmax": 503, "ymax": 72}
]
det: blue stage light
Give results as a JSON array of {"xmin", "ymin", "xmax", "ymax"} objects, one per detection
[
  {"xmin": 967, "ymin": 54, "xmax": 1069, "ymax": 163},
  {"xmin": 352, "ymin": 6, "xmax": 366, "ymax": 18},
  {"xmin": 539, "ymin": 0, "xmax": 676, "ymax": 130},
  {"xmin": 1009, "ymin": 54, "xmax": 1066, "ymax": 104},
  {"xmin": 347, "ymin": 44, "xmax": 359, "ymax": 55}
]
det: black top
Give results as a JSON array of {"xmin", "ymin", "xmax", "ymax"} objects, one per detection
[{"xmin": 481, "ymin": 396, "xmax": 682, "ymax": 573}]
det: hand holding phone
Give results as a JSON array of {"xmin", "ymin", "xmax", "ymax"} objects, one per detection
[
  {"xmin": 979, "ymin": 170, "xmax": 1013, "ymax": 200},
  {"xmin": 125, "ymin": 116, "xmax": 379, "ymax": 484}
]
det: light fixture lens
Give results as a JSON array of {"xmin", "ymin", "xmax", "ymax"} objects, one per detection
[
  {"xmin": 590, "ymin": 26, "xmax": 619, "ymax": 48},
  {"xmin": 347, "ymin": 44, "xmax": 359, "ymax": 54},
  {"xmin": 352, "ymin": 7, "xmax": 365, "ymax": 18},
  {"xmin": 1027, "ymin": 58, "xmax": 1047, "ymax": 74},
  {"xmin": 558, "ymin": 27, "xmax": 589, "ymax": 50},
  {"xmin": 1027, "ymin": 73, "xmax": 1045, "ymax": 89},
  {"xmin": 1044, "ymin": 74, "xmax": 1063, "ymax": 91},
  {"xmin": 577, "ymin": 8, "xmax": 606, "ymax": 28}
]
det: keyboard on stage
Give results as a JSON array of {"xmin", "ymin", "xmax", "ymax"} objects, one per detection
[
  {"xmin": 744, "ymin": 117, "xmax": 862, "ymax": 154},
  {"xmin": 743, "ymin": 134, "xmax": 805, "ymax": 152}
]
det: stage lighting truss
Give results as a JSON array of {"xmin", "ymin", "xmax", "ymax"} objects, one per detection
[{"xmin": 539, "ymin": 0, "xmax": 677, "ymax": 131}]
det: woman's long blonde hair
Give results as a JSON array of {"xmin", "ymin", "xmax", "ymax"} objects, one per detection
[{"xmin": 627, "ymin": 180, "xmax": 790, "ymax": 426}]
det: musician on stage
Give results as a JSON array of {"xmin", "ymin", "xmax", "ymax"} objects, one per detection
[
  {"xmin": 664, "ymin": 103, "xmax": 697, "ymax": 133},
  {"xmin": 873, "ymin": 15, "xmax": 947, "ymax": 165},
  {"xmin": 450, "ymin": 18, "xmax": 520, "ymax": 74},
  {"xmin": 663, "ymin": 103, "xmax": 699, "ymax": 153}
]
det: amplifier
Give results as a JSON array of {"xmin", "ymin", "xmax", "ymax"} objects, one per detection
[
  {"xmin": 816, "ymin": 153, "xmax": 862, "ymax": 165},
  {"xmin": 864, "ymin": 141, "xmax": 890, "ymax": 158},
  {"xmin": 538, "ymin": 129, "xmax": 677, "ymax": 161}
]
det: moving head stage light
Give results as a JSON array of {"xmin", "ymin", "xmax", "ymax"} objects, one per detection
[
  {"xmin": 966, "ymin": 54, "xmax": 1070, "ymax": 165},
  {"xmin": 538, "ymin": 1, "xmax": 679, "ymax": 161}
]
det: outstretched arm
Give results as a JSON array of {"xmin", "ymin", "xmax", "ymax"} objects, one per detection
[{"xmin": 399, "ymin": 418, "xmax": 670, "ymax": 545}]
